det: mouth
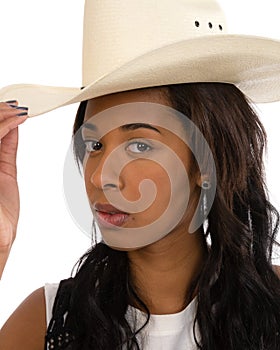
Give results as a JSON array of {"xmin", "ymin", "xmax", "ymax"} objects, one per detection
[{"xmin": 93, "ymin": 203, "xmax": 130, "ymax": 228}]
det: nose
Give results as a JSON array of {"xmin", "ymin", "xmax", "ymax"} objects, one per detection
[{"xmin": 88, "ymin": 148, "xmax": 124, "ymax": 191}]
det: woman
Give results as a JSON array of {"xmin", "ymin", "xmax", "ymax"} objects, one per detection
[{"xmin": 1, "ymin": 1, "xmax": 280, "ymax": 349}]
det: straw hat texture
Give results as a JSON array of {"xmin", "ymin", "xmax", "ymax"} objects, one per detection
[{"xmin": 1, "ymin": 0, "xmax": 280, "ymax": 117}]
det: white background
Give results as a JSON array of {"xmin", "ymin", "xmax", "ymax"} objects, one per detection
[{"xmin": 0, "ymin": 0, "xmax": 280, "ymax": 327}]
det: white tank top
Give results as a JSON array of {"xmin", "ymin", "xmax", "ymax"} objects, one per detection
[{"xmin": 44, "ymin": 283, "xmax": 199, "ymax": 350}]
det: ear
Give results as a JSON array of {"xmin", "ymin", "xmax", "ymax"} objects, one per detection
[{"xmin": 196, "ymin": 174, "xmax": 210, "ymax": 188}]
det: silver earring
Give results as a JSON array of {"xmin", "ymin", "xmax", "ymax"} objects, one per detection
[
  {"xmin": 202, "ymin": 192, "xmax": 209, "ymax": 234},
  {"xmin": 202, "ymin": 192, "xmax": 208, "ymax": 218},
  {"xmin": 202, "ymin": 180, "xmax": 211, "ymax": 190}
]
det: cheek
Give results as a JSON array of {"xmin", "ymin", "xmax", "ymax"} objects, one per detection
[
  {"xmin": 83, "ymin": 156, "xmax": 192, "ymax": 224},
  {"xmin": 123, "ymin": 160, "xmax": 171, "ymax": 201},
  {"xmin": 83, "ymin": 160, "xmax": 96, "ymax": 196},
  {"xmin": 123, "ymin": 161, "xmax": 173, "ymax": 224}
]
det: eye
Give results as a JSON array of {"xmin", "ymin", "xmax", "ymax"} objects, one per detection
[
  {"xmin": 84, "ymin": 140, "xmax": 103, "ymax": 153},
  {"xmin": 126, "ymin": 141, "xmax": 152, "ymax": 154}
]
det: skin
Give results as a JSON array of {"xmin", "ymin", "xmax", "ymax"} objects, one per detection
[
  {"xmin": 0, "ymin": 101, "xmax": 28, "ymax": 279},
  {"xmin": 0, "ymin": 89, "xmax": 279, "ymax": 349},
  {"xmin": 83, "ymin": 88, "xmax": 208, "ymax": 313}
]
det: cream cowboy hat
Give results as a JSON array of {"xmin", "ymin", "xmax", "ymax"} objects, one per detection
[{"xmin": 1, "ymin": 0, "xmax": 280, "ymax": 117}]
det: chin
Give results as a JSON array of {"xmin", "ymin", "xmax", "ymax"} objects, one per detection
[{"xmin": 106, "ymin": 244, "xmax": 140, "ymax": 252}]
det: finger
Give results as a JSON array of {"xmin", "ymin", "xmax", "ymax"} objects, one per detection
[
  {"xmin": 0, "ymin": 206, "xmax": 13, "ymax": 279},
  {"xmin": 0, "ymin": 251, "xmax": 10, "ymax": 280},
  {"xmin": 0, "ymin": 100, "xmax": 18, "ymax": 111},
  {"xmin": 0, "ymin": 127, "xmax": 19, "ymax": 177},
  {"xmin": 0, "ymin": 114, "xmax": 28, "ymax": 140},
  {"xmin": 0, "ymin": 206, "xmax": 14, "ymax": 247},
  {"xmin": 0, "ymin": 108, "xmax": 20, "ymax": 123},
  {"xmin": 0, "ymin": 100, "xmax": 18, "ymax": 112},
  {"xmin": 0, "ymin": 100, "xmax": 18, "ymax": 106},
  {"xmin": 0, "ymin": 108, "xmax": 28, "ymax": 122},
  {"xmin": 0, "ymin": 117, "xmax": 27, "ymax": 178},
  {"xmin": 0, "ymin": 102, "xmax": 29, "ymax": 123}
]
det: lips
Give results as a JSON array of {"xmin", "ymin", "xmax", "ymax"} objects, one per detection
[
  {"xmin": 93, "ymin": 203, "xmax": 129, "ymax": 228},
  {"xmin": 94, "ymin": 203, "xmax": 128, "ymax": 214}
]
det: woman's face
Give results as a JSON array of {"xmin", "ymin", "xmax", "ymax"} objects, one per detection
[{"xmin": 81, "ymin": 88, "xmax": 201, "ymax": 250}]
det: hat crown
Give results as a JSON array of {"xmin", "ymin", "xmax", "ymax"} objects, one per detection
[{"xmin": 82, "ymin": 0, "xmax": 227, "ymax": 86}]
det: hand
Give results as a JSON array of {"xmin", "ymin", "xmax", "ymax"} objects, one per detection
[{"xmin": 0, "ymin": 101, "xmax": 28, "ymax": 279}]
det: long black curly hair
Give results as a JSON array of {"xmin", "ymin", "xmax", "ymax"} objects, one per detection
[{"xmin": 46, "ymin": 83, "xmax": 280, "ymax": 349}]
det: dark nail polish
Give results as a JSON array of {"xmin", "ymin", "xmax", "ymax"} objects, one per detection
[
  {"xmin": 15, "ymin": 106, "xmax": 28, "ymax": 111},
  {"xmin": 5, "ymin": 100, "xmax": 17, "ymax": 104},
  {"xmin": 16, "ymin": 112, "xmax": 28, "ymax": 117},
  {"xmin": 10, "ymin": 105, "xmax": 28, "ymax": 110}
]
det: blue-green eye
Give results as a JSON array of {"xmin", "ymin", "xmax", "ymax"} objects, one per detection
[
  {"xmin": 84, "ymin": 140, "xmax": 103, "ymax": 152},
  {"xmin": 126, "ymin": 141, "xmax": 152, "ymax": 153}
]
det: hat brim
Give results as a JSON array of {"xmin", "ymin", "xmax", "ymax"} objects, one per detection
[{"xmin": 1, "ymin": 34, "xmax": 280, "ymax": 117}]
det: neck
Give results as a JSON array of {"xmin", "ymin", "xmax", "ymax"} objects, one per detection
[{"xmin": 127, "ymin": 228, "xmax": 207, "ymax": 315}]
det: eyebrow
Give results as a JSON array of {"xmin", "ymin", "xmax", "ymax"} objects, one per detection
[
  {"xmin": 82, "ymin": 122, "xmax": 161, "ymax": 133},
  {"xmin": 83, "ymin": 122, "xmax": 97, "ymax": 131}
]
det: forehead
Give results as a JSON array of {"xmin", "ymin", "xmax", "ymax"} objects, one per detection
[
  {"xmin": 82, "ymin": 88, "xmax": 187, "ymax": 139},
  {"xmin": 84, "ymin": 87, "xmax": 170, "ymax": 121}
]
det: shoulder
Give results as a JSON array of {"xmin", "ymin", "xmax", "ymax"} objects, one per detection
[
  {"xmin": 0, "ymin": 286, "xmax": 46, "ymax": 350},
  {"xmin": 273, "ymin": 265, "xmax": 280, "ymax": 278}
]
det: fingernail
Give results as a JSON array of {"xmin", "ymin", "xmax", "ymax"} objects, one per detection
[
  {"xmin": 5, "ymin": 100, "xmax": 17, "ymax": 104},
  {"xmin": 14, "ymin": 106, "xmax": 28, "ymax": 111},
  {"xmin": 16, "ymin": 112, "xmax": 28, "ymax": 117}
]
